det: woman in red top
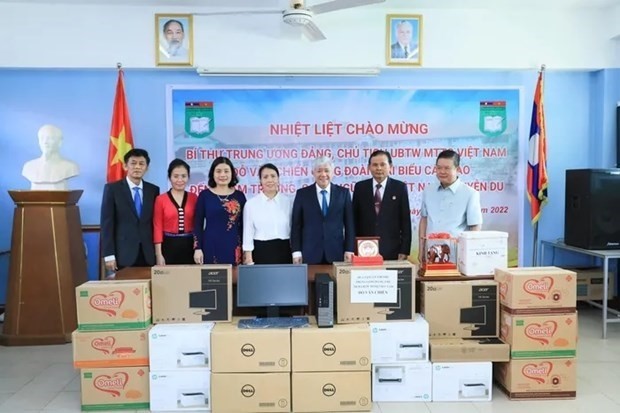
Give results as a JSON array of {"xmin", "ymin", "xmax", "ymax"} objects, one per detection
[{"xmin": 153, "ymin": 159, "xmax": 198, "ymax": 265}]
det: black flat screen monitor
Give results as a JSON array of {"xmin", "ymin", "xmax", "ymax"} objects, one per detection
[
  {"xmin": 460, "ymin": 306, "xmax": 487, "ymax": 325},
  {"xmin": 237, "ymin": 264, "xmax": 308, "ymax": 317},
  {"xmin": 189, "ymin": 290, "xmax": 217, "ymax": 310}
]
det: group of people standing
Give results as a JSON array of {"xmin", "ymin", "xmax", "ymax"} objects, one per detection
[{"xmin": 100, "ymin": 148, "xmax": 483, "ymax": 272}]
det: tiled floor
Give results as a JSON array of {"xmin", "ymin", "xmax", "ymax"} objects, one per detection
[{"xmin": 1, "ymin": 306, "xmax": 620, "ymax": 412}]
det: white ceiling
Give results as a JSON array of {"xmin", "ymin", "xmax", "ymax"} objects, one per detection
[{"xmin": 0, "ymin": 0, "xmax": 618, "ymax": 9}]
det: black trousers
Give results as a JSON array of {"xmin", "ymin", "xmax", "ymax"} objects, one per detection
[{"xmin": 253, "ymin": 239, "xmax": 292, "ymax": 264}]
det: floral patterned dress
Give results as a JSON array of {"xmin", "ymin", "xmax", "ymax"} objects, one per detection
[{"xmin": 194, "ymin": 189, "xmax": 246, "ymax": 265}]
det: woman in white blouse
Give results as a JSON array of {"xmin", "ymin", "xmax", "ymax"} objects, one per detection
[{"xmin": 243, "ymin": 163, "xmax": 293, "ymax": 264}]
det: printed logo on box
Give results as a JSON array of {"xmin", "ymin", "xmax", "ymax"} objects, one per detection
[
  {"xmin": 241, "ymin": 384, "xmax": 255, "ymax": 398},
  {"xmin": 322, "ymin": 343, "xmax": 336, "ymax": 356},
  {"xmin": 91, "ymin": 336, "xmax": 116, "ymax": 354},
  {"xmin": 91, "ymin": 336, "xmax": 137, "ymax": 356},
  {"xmin": 90, "ymin": 291, "xmax": 125, "ymax": 316},
  {"xmin": 522, "ymin": 362, "xmax": 551, "ymax": 384},
  {"xmin": 524, "ymin": 321, "xmax": 558, "ymax": 345},
  {"xmin": 524, "ymin": 277, "xmax": 565, "ymax": 302},
  {"xmin": 94, "ymin": 372, "xmax": 128, "ymax": 396},
  {"xmin": 322, "ymin": 383, "xmax": 336, "ymax": 397},
  {"xmin": 241, "ymin": 344, "xmax": 255, "ymax": 357}
]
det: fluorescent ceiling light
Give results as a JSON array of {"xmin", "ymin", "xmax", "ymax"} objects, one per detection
[{"xmin": 196, "ymin": 67, "xmax": 380, "ymax": 76}]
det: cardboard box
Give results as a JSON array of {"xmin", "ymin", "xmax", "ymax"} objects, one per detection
[
  {"xmin": 150, "ymin": 369, "xmax": 211, "ymax": 411},
  {"xmin": 372, "ymin": 362, "xmax": 432, "ymax": 402},
  {"xmin": 72, "ymin": 328, "xmax": 149, "ymax": 368},
  {"xmin": 80, "ymin": 366, "xmax": 150, "ymax": 411},
  {"xmin": 495, "ymin": 358, "xmax": 577, "ymax": 399},
  {"xmin": 574, "ymin": 268, "xmax": 615, "ymax": 301},
  {"xmin": 292, "ymin": 371, "xmax": 371, "ymax": 412},
  {"xmin": 211, "ymin": 373, "xmax": 290, "ymax": 413},
  {"xmin": 149, "ymin": 323, "xmax": 214, "ymax": 370},
  {"xmin": 431, "ymin": 362, "xmax": 492, "ymax": 402},
  {"xmin": 211, "ymin": 320, "xmax": 290, "ymax": 373},
  {"xmin": 430, "ymin": 338, "xmax": 510, "ymax": 362},
  {"xmin": 420, "ymin": 281, "xmax": 499, "ymax": 338},
  {"xmin": 152, "ymin": 265, "xmax": 232, "ymax": 323},
  {"xmin": 500, "ymin": 311, "xmax": 577, "ymax": 359},
  {"xmin": 76, "ymin": 280, "xmax": 151, "ymax": 331},
  {"xmin": 495, "ymin": 266, "xmax": 577, "ymax": 314},
  {"xmin": 292, "ymin": 323, "xmax": 370, "ymax": 372},
  {"xmin": 457, "ymin": 231, "xmax": 508, "ymax": 276},
  {"xmin": 333, "ymin": 260, "xmax": 415, "ymax": 324},
  {"xmin": 370, "ymin": 316, "xmax": 429, "ymax": 363}
]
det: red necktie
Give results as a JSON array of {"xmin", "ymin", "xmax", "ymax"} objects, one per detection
[{"xmin": 374, "ymin": 184, "xmax": 382, "ymax": 215}]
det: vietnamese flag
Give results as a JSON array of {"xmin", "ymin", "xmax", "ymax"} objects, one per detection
[{"xmin": 106, "ymin": 69, "xmax": 134, "ymax": 183}]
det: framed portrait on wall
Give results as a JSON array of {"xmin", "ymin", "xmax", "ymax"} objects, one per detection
[
  {"xmin": 385, "ymin": 14, "xmax": 422, "ymax": 67},
  {"xmin": 155, "ymin": 13, "xmax": 193, "ymax": 67}
]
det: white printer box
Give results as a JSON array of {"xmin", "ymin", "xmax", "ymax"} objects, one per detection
[
  {"xmin": 149, "ymin": 323, "xmax": 214, "ymax": 370},
  {"xmin": 457, "ymin": 231, "xmax": 508, "ymax": 276},
  {"xmin": 432, "ymin": 362, "xmax": 492, "ymax": 402},
  {"xmin": 372, "ymin": 362, "xmax": 432, "ymax": 402},
  {"xmin": 150, "ymin": 370, "xmax": 211, "ymax": 411},
  {"xmin": 370, "ymin": 316, "xmax": 429, "ymax": 363}
]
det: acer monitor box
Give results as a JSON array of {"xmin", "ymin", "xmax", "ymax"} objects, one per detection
[
  {"xmin": 420, "ymin": 280, "xmax": 499, "ymax": 338},
  {"xmin": 237, "ymin": 264, "xmax": 309, "ymax": 318}
]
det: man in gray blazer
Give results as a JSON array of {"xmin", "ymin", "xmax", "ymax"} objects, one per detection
[{"xmin": 101, "ymin": 148, "xmax": 160, "ymax": 271}]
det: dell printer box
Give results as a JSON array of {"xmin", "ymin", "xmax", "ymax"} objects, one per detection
[
  {"xmin": 152, "ymin": 265, "xmax": 232, "ymax": 323},
  {"xmin": 420, "ymin": 280, "xmax": 499, "ymax": 338}
]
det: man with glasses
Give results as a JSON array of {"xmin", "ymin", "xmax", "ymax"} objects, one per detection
[{"xmin": 417, "ymin": 149, "xmax": 482, "ymax": 264}]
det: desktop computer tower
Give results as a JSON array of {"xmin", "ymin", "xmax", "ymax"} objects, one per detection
[
  {"xmin": 315, "ymin": 273, "xmax": 334, "ymax": 328},
  {"xmin": 565, "ymin": 169, "xmax": 620, "ymax": 249}
]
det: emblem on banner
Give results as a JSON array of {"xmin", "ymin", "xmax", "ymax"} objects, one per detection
[
  {"xmin": 185, "ymin": 101, "xmax": 214, "ymax": 138},
  {"xmin": 479, "ymin": 101, "xmax": 507, "ymax": 137}
]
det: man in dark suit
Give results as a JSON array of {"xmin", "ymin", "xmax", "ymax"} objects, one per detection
[
  {"xmin": 390, "ymin": 20, "xmax": 419, "ymax": 60},
  {"xmin": 291, "ymin": 156, "xmax": 355, "ymax": 264},
  {"xmin": 101, "ymin": 148, "xmax": 160, "ymax": 271},
  {"xmin": 352, "ymin": 150, "xmax": 412, "ymax": 260}
]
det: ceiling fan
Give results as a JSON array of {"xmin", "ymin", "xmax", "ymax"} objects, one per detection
[{"xmin": 195, "ymin": 0, "xmax": 386, "ymax": 41}]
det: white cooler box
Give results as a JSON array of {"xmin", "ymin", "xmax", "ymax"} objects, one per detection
[{"xmin": 457, "ymin": 231, "xmax": 508, "ymax": 276}]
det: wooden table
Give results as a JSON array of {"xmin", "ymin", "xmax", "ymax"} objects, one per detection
[{"xmin": 114, "ymin": 265, "xmax": 333, "ymax": 316}]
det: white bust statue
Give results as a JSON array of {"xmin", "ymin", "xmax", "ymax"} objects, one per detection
[{"xmin": 22, "ymin": 124, "xmax": 79, "ymax": 190}]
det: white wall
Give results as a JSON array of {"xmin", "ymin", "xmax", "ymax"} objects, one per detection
[{"xmin": 0, "ymin": 3, "xmax": 614, "ymax": 69}]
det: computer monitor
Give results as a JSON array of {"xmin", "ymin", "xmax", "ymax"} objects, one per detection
[
  {"xmin": 237, "ymin": 264, "xmax": 309, "ymax": 317},
  {"xmin": 460, "ymin": 306, "xmax": 487, "ymax": 325},
  {"xmin": 189, "ymin": 290, "xmax": 217, "ymax": 315}
]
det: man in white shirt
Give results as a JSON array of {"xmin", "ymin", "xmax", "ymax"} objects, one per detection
[{"xmin": 418, "ymin": 149, "xmax": 482, "ymax": 264}]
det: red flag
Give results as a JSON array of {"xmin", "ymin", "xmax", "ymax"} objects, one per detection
[
  {"xmin": 526, "ymin": 70, "xmax": 549, "ymax": 224},
  {"xmin": 106, "ymin": 69, "xmax": 134, "ymax": 183}
]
